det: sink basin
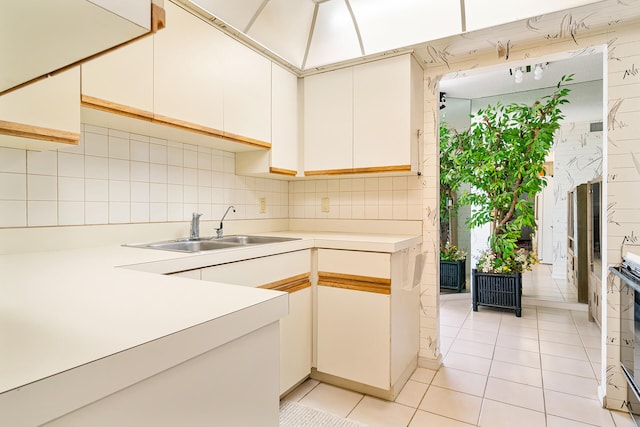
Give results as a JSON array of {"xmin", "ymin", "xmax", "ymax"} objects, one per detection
[
  {"xmin": 144, "ymin": 240, "xmax": 240, "ymax": 253},
  {"xmin": 125, "ymin": 235, "xmax": 299, "ymax": 253},
  {"xmin": 217, "ymin": 235, "xmax": 299, "ymax": 245}
]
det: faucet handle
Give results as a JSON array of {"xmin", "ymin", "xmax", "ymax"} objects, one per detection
[{"xmin": 192, "ymin": 212, "xmax": 203, "ymax": 219}]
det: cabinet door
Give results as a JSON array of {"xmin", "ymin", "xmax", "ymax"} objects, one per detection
[
  {"xmin": 316, "ymin": 248, "xmax": 391, "ymax": 388},
  {"xmin": 1, "ymin": 0, "xmax": 150, "ymax": 92},
  {"xmin": 317, "ymin": 286, "xmax": 390, "ymax": 388},
  {"xmin": 201, "ymin": 250, "xmax": 310, "ymax": 287},
  {"xmin": 318, "ymin": 249, "xmax": 390, "ymax": 278},
  {"xmin": 271, "ymin": 63, "xmax": 299, "ymax": 173},
  {"xmin": 0, "ymin": 66, "xmax": 80, "ymax": 150},
  {"xmin": 353, "ymin": 55, "xmax": 411, "ymax": 170},
  {"xmin": 153, "ymin": 1, "xmax": 224, "ymax": 131},
  {"xmin": 222, "ymin": 40, "xmax": 272, "ymax": 144},
  {"xmin": 81, "ymin": 36, "xmax": 154, "ymax": 114},
  {"xmin": 280, "ymin": 287, "xmax": 312, "ymax": 395},
  {"xmin": 303, "ymin": 68, "xmax": 353, "ymax": 173}
]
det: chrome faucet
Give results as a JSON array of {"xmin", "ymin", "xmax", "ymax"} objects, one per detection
[
  {"xmin": 190, "ymin": 212, "xmax": 203, "ymax": 240},
  {"xmin": 216, "ymin": 206, "xmax": 236, "ymax": 238}
]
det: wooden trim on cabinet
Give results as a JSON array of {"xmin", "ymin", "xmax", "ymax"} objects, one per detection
[
  {"xmin": 304, "ymin": 165, "xmax": 411, "ymax": 176},
  {"xmin": 81, "ymin": 95, "xmax": 154, "ymax": 121},
  {"xmin": 259, "ymin": 273, "xmax": 311, "ymax": 293},
  {"xmin": 0, "ymin": 120, "xmax": 80, "ymax": 145},
  {"xmin": 82, "ymin": 98, "xmax": 272, "ymax": 150},
  {"xmin": 352, "ymin": 165, "xmax": 411, "ymax": 174},
  {"xmin": 305, "ymin": 168, "xmax": 354, "ymax": 176},
  {"xmin": 318, "ymin": 272, "xmax": 391, "ymax": 295},
  {"xmin": 151, "ymin": 113, "xmax": 225, "ymax": 138},
  {"xmin": 222, "ymin": 130, "xmax": 272, "ymax": 149},
  {"xmin": 151, "ymin": 3, "xmax": 166, "ymax": 32},
  {"xmin": 269, "ymin": 167, "xmax": 297, "ymax": 176}
]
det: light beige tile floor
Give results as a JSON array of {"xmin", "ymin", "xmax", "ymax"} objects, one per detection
[{"xmin": 282, "ymin": 268, "xmax": 635, "ymax": 426}]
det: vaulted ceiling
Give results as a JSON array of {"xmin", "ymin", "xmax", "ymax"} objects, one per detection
[{"xmin": 173, "ymin": 0, "xmax": 640, "ymax": 74}]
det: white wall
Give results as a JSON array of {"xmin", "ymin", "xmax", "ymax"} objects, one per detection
[{"xmin": 551, "ymin": 122, "xmax": 604, "ymax": 278}]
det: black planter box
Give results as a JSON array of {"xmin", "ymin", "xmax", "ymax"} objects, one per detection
[
  {"xmin": 440, "ymin": 259, "xmax": 466, "ymax": 292},
  {"xmin": 472, "ymin": 269, "xmax": 522, "ymax": 317}
]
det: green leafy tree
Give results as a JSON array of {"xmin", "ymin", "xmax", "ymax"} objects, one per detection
[
  {"xmin": 451, "ymin": 75, "xmax": 572, "ymax": 273},
  {"xmin": 439, "ymin": 121, "xmax": 462, "ymax": 252}
]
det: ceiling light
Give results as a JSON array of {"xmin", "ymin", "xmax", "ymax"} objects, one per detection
[
  {"xmin": 534, "ymin": 64, "xmax": 543, "ymax": 81},
  {"xmin": 514, "ymin": 67, "xmax": 523, "ymax": 84}
]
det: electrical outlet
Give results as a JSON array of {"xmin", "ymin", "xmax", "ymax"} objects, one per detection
[
  {"xmin": 259, "ymin": 197, "xmax": 266, "ymax": 214},
  {"xmin": 321, "ymin": 197, "xmax": 330, "ymax": 213}
]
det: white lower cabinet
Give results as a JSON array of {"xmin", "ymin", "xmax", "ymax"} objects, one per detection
[
  {"xmin": 317, "ymin": 286, "xmax": 390, "ymax": 389},
  {"xmin": 315, "ymin": 247, "xmax": 420, "ymax": 399},
  {"xmin": 199, "ymin": 250, "xmax": 312, "ymax": 396},
  {"xmin": 43, "ymin": 322, "xmax": 280, "ymax": 427}
]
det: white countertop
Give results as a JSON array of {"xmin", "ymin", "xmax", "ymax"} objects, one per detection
[{"xmin": 0, "ymin": 230, "xmax": 420, "ymax": 423}]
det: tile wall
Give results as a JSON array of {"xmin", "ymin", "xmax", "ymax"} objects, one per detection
[
  {"xmin": 288, "ymin": 176, "xmax": 423, "ymax": 221},
  {"xmin": 0, "ymin": 124, "xmax": 289, "ymax": 228}
]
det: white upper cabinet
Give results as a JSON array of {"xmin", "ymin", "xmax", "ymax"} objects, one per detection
[
  {"xmin": 81, "ymin": 36, "xmax": 154, "ymax": 115},
  {"xmin": 0, "ymin": 67, "xmax": 80, "ymax": 151},
  {"xmin": 0, "ymin": 0, "xmax": 152, "ymax": 93},
  {"xmin": 271, "ymin": 64, "xmax": 299, "ymax": 174},
  {"xmin": 222, "ymin": 39, "xmax": 272, "ymax": 143},
  {"xmin": 304, "ymin": 67, "xmax": 354, "ymax": 173},
  {"xmin": 303, "ymin": 54, "xmax": 423, "ymax": 176},
  {"xmin": 153, "ymin": 1, "xmax": 225, "ymax": 132},
  {"xmin": 353, "ymin": 55, "xmax": 419, "ymax": 170},
  {"xmin": 236, "ymin": 63, "xmax": 299, "ymax": 177}
]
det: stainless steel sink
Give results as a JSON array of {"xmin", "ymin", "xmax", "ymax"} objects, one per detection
[
  {"xmin": 125, "ymin": 235, "xmax": 299, "ymax": 253},
  {"xmin": 217, "ymin": 235, "xmax": 299, "ymax": 245},
  {"xmin": 144, "ymin": 240, "xmax": 241, "ymax": 253}
]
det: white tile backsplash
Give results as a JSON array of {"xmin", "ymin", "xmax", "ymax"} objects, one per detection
[
  {"xmin": 131, "ymin": 202, "xmax": 150, "ymax": 223},
  {"xmin": 85, "ymin": 201, "xmax": 108, "ymax": 224},
  {"xmin": 28, "ymin": 175, "xmax": 57, "ymax": 201},
  {"xmin": 0, "ymin": 201, "xmax": 26, "ymax": 227},
  {"xmin": 58, "ymin": 201, "xmax": 84, "ymax": 225},
  {"xmin": 150, "ymin": 203, "xmax": 168, "ymax": 222},
  {"xmin": 131, "ymin": 182, "xmax": 150, "ymax": 203},
  {"xmin": 58, "ymin": 153, "xmax": 84, "ymax": 177},
  {"xmin": 58, "ymin": 177, "xmax": 84, "ymax": 201},
  {"xmin": 109, "ymin": 159, "xmax": 130, "ymax": 181},
  {"xmin": 84, "ymin": 132, "xmax": 109, "ymax": 157},
  {"xmin": 184, "ymin": 149, "xmax": 198, "ymax": 169},
  {"xmin": 130, "ymin": 161, "xmax": 150, "ymax": 183},
  {"xmin": 149, "ymin": 143, "xmax": 168, "ymax": 164},
  {"xmin": 287, "ymin": 175, "xmax": 419, "ymax": 220},
  {"xmin": 130, "ymin": 140, "xmax": 149, "ymax": 162},
  {"xmin": 109, "ymin": 202, "xmax": 130, "ymax": 223},
  {"xmin": 0, "ymin": 126, "xmax": 419, "ymax": 229},
  {"xmin": 150, "ymin": 183, "xmax": 168, "ymax": 203},
  {"xmin": 27, "ymin": 150, "xmax": 57, "ymax": 176},
  {"xmin": 28, "ymin": 201, "xmax": 57, "ymax": 226},
  {"xmin": 85, "ymin": 156, "xmax": 108, "ymax": 179},
  {"xmin": 0, "ymin": 147, "xmax": 26, "ymax": 173},
  {"xmin": 109, "ymin": 180, "xmax": 130, "ymax": 202},
  {"xmin": 0, "ymin": 172, "xmax": 26, "ymax": 200},
  {"xmin": 85, "ymin": 179, "xmax": 109, "ymax": 202}
]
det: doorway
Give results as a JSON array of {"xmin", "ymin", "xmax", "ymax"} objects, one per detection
[{"xmin": 437, "ymin": 51, "xmax": 604, "ymax": 305}]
